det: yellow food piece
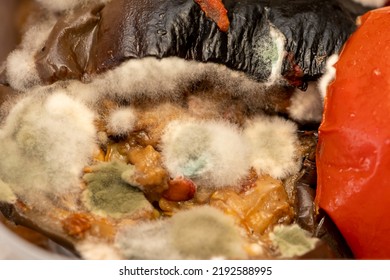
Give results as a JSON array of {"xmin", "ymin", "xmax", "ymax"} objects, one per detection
[
  {"xmin": 62, "ymin": 213, "xmax": 92, "ymax": 240},
  {"xmin": 210, "ymin": 175, "xmax": 294, "ymax": 236},
  {"xmin": 128, "ymin": 145, "xmax": 168, "ymax": 190},
  {"xmin": 89, "ymin": 216, "xmax": 117, "ymax": 241},
  {"xmin": 105, "ymin": 142, "xmax": 131, "ymax": 162},
  {"xmin": 158, "ymin": 197, "xmax": 194, "ymax": 216}
]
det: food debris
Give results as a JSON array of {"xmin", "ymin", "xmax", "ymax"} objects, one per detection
[
  {"xmin": 62, "ymin": 213, "xmax": 92, "ymax": 239},
  {"xmin": 162, "ymin": 177, "xmax": 197, "ymax": 202}
]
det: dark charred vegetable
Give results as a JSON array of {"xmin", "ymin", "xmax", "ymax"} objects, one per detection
[{"xmin": 35, "ymin": 0, "xmax": 368, "ymax": 87}]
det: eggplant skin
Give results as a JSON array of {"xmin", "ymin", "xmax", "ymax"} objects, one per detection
[{"xmin": 35, "ymin": 0, "xmax": 367, "ymax": 86}]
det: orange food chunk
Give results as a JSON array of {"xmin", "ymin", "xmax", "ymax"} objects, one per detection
[
  {"xmin": 62, "ymin": 213, "xmax": 92, "ymax": 239},
  {"xmin": 128, "ymin": 145, "xmax": 168, "ymax": 188},
  {"xmin": 162, "ymin": 177, "xmax": 197, "ymax": 202}
]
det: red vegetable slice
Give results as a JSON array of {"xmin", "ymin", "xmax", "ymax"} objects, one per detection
[
  {"xmin": 194, "ymin": 0, "xmax": 230, "ymax": 32},
  {"xmin": 316, "ymin": 7, "xmax": 390, "ymax": 259}
]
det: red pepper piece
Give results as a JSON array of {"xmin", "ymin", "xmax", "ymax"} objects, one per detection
[
  {"xmin": 315, "ymin": 7, "xmax": 390, "ymax": 259},
  {"xmin": 194, "ymin": 0, "xmax": 230, "ymax": 32}
]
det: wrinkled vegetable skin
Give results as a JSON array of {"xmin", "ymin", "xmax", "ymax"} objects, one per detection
[
  {"xmin": 36, "ymin": 0, "xmax": 365, "ymax": 86},
  {"xmin": 316, "ymin": 7, "xmax": 390, "ymax": 259}
]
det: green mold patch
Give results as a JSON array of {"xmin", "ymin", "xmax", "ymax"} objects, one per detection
[
  {"xmin": 269, "ymin": 224, "xmax": 319, "ymax": 258},
  {"xmin": 82, "ymin": 161, "xmax": 153, "ymax": 219},
  {"xmin": 170, "ymin": 206, "xmax": 247, "ymax": 259}
]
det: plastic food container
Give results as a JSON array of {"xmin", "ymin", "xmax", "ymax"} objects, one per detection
[{"xmin": 0, "ymin": 223, "xmax": 72, "ymax": 259}]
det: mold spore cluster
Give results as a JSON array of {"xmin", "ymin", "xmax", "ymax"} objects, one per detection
[{"xmin": 0, "ymin": 0, "xmax": 328, "ymax": 260}]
